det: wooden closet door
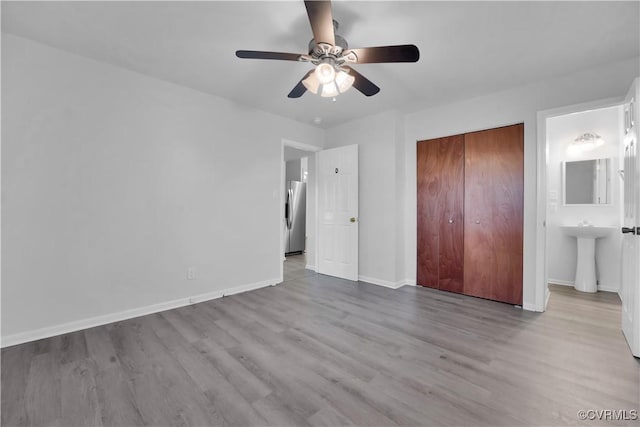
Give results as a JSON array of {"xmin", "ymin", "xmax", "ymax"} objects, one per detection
[
  {"xmin": 417, "ymin": 136, "xmax": 464, "ymax": 291},
  {"xmin": 463, "ymin": 124, "xmax": 523, "ymax": 305}
]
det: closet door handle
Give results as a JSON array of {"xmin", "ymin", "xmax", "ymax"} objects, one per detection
[
  {"xmin": 448, "ymin": 219, "xmax": 454, "ymax": 224},
  {"xmin": 475, "ymin": 219, "xmax": 481, "ymax": 224}
]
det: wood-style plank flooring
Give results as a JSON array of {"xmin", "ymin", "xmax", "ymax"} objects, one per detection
[
  {"xmin": 283, "ymin": 253, "xmax": 315, "ymax": 283},
  {"xmin": 2, "ymin": 276, "xmax": 638, "ymax": 426}
]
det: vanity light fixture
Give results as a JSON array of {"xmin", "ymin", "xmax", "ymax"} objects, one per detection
[{"xmin": 572, "ymin": 132, "xmax": 605, "ymax": 151}]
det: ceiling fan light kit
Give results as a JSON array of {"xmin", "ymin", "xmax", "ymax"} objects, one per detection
[
  {"xmin": 235, "ymin": 0, "xmax": 419, "ymax": 99},
  {"xmin": 302, "ymin": 65, "xmax": 354, "ymax": 97},
  {"xmin": 315, "ymin": 62, "xmax": 336, "ymax": 84}
]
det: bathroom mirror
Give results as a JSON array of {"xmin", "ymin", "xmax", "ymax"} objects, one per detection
[{"xmin": 563, "ymin": 158, "xmax": 611, "ymax": 205}]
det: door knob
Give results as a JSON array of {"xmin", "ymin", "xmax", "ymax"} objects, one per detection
[
  {"xmin": 621, "ymin": 226, "xmax": 638, "ymax": 235},
  {"xmin": 350, "ymin": 217, "xmax": 357, "ymax": 223},
  {"xmin": 448, "ymin": 219, "xmax": 454, "ymax": 224},
  {"xmin": 475, "ymin": 219, "xmax": 481, "ymax": 224}
]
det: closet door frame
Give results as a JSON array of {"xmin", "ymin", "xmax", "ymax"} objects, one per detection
[{"xmin": 416, "ymin": 124, "xmax": 524, "ymax": 305}]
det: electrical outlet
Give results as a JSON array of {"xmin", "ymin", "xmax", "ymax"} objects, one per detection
[{"xmin": 187, "ymin": 267, "xmax": 195, "ymax": 280}]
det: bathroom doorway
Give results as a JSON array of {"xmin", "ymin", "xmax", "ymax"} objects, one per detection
[
  {"xmin": 538, "ymin": 82, "xmax": 640, "ymax": 357},
  {"xmin": 544, "ymin": 104, "xmax": 624, "ymax": 295},
  {"xmin": 535, "ymin": 78, "xmax": 640, "ymax": 357}
]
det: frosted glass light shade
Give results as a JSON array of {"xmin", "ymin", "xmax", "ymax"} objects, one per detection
[
  {"xmin": 315, "ymin": 63, "xmax": 336, "ymax": 84},
  {"xmin": 302, "ymin": 72, "xmax": 320, "ymax": 94},
  {"xmin": 320, "ymin": 82, "xmax": 339, "ymax": 97},
  {"xmin": 335, "ymin": 70, "xmax": 355, "ymax": 93}
]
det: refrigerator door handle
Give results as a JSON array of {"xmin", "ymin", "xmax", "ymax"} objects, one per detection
[
  {"xmin": 284, "ymin": 189, "xmax": 291, "ymax": 229},
  {"xmin": 287, "ymin": 189, "xmax": 294, "ymax": 229}
]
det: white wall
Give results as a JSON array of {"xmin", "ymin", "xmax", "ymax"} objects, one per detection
[
  {"xmin": 1, "ymin": 34, "xmax": 324, "ymax": 342},
  {"xmin": 405, "ymin": 58, "xmax": 637, "ymax": 310},
  {"xmin": 3, "ymin": 33, "xmax": 638, "ymax": 345},
  {"xmin": 325, "ymin": 111, "xmax": 403, "ymax": 286},
  {"xmin": 546, "ymin": 106, "xmax": 623, "ymax": 291},
  {"xmin": 305, "ymin": 153, "xmax": 317, "ymax": 269},
  {"xmin": 394, "ymin": 111, "xmax": 407, "ymax": 285},
  {"xmin": 322, "ymin": 56, "xmax": 638, "ymax": 309}
]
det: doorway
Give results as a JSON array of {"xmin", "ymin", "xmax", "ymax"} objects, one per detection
[
  {"xmin": 280, "ymin": 139, "xmax": 320, "ymax": 283},
  {"xmin": 279, "ymin": 140, "xmax": 360, "ymax": 284},
  {"xmin": 538, "ymin": 81, "xmax": 640, "ymax": 358},
  {"xmin": 538, "ymin": 97, "xmax": 625, "ymax": 309},
  {"xmin": 544, "ymin": 104, "xmax": 623, "ymax": 296}
]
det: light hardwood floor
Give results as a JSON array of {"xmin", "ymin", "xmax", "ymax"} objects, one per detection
[
  {"xmin": 2, "ymin": 278, "xmax": 638, "ymax": 426},
  {"xmin": 283, "ymin": 253, "xmax": 315, "ymax": 283}
]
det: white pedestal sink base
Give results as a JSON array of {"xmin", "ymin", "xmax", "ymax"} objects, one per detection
[
  {"xmin": 574, "ymin": 237, "xmax": 597, "ymax": 293},
  {"xmin": 561, "ymin": 226, "xmax": 615, "ymax": 294}
]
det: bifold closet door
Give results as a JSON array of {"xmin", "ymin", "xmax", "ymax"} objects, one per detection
[
  {"xmin": 417, "ymin": 135, "xmax": 464, "ymax": 292},
  {"xmin": 464, "ymin": 124, "xmax": 524, "ymax": 305}
]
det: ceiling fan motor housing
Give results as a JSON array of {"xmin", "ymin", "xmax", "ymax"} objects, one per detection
[
  {"xmin": 308, "ymin": 35, "xmax": 348, "ymax": 56},
  {"xmin": 308, "ymin": 20, "xmax": 348, "ymax": 59}
]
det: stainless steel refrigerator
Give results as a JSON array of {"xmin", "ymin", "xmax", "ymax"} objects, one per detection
[{"xmin": 285, "ymin": 181, "xmax": 306, "ymax": 255}]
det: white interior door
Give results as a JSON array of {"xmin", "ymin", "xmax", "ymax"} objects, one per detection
[
  {"xmin": 621, "ymin": 78, "xmax": 640, "ymax": 357},
  {"xmin": 318, "ymin": 145, "xmax": 358, "ymax": 281}
]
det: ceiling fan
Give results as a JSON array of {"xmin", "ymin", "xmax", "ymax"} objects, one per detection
[{"xmin": 235, "ymin": 0, "xmax": 420, "ymax": 99}]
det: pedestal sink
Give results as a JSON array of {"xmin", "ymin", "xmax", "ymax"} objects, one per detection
[{"xmin": 561, "ymin": 226, "xmax": 616, "ymax": 292}]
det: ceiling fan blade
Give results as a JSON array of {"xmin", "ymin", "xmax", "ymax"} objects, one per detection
[
  {"xmin": 288, "ymin": 70, "xmax": 314, "ymax": 98},
  {"xmin": 344, "ymin": 45, "xmax": 420, "ymax": 64},
  {"xmin": 343, "ymin": 66, "xmax": 380, "ymax": 97},
  {"xmin": 236, "ymin": 50, "xmax": 302, "ymax": 61},
  {"xmin": 304, "ymin": 1, "xmax": 335, "ymax": 46}
]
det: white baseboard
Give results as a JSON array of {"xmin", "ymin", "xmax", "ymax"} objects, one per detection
[
  {"xmin": 358, "ymin": 275, "xmax": 406, "ymax": 290},
  {"xmin": 597, "ymin": 283, "xmax": 620, "ymax": 293},
  {"xmin": 305, "ymin": 264, "xmax": 317, "ymax": 272},
  {"xmin": 396, "ymin": 279, "xmax": 416, "ymax": 287},
  {"xmin": 548, "ymin": 278, "xmax": 619, "ymax": 293},
  {"xmin": 548, "ymin": 278, "xmax": 574, "ymax": 287},
  {"xmin": 1, "ymin": 278, "xmax": 279, "ymax": 348},
  {"xmin": 522, "ymin": 289, "xmax": 550, "ymax": 312},
  {"xmin": 545, "ymin": 287, "xmax": 551, "ymax": 310}
]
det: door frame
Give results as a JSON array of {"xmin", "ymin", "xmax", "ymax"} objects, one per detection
[
  {"xmin": 535, "ymin": 96, "xmax": 624, "ymax": 312},
  {"xmin": 279, "ymin": 138, "xmax": 321, "ymax": 283}
]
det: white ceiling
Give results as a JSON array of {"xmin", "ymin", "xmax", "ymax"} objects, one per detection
[{"xmin": 2, "ymin": 1, "xmax": 639, "ymax": 128}]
